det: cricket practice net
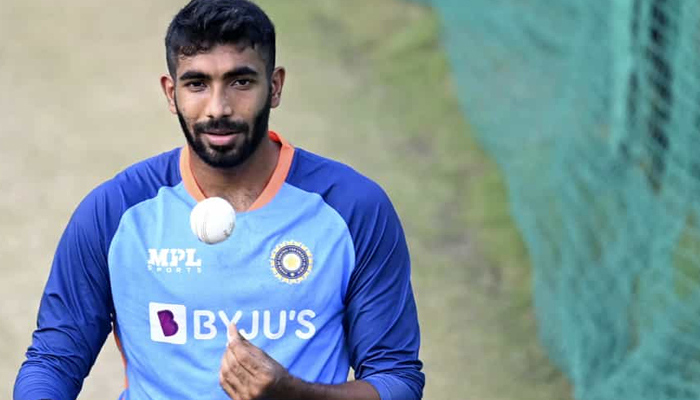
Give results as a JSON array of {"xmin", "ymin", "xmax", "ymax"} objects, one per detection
[{"xmin": 412, "ymin": 0, "xmax": 700, "ymax": 399}]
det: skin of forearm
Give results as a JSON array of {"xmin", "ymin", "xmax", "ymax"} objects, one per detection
[{"xmin": 276, "ymin": 376, "xmax": 381, "ymax": 400}]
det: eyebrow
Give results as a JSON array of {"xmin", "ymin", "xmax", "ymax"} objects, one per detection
[
  {"xmin": 178, "ymin": 66, "xmax": 260, "ymax": 82},
  {"xmin": 178, "ymin": 70, "xmax": 210, "ymax": 81},
  {"xmin": 223, "ymin": 66, "xmax": 260, "ymax": 80}
]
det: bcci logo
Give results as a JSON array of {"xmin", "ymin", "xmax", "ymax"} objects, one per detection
[{"xmin": 270, "ymin": 241, "xmax": 313, "ymax": 284}]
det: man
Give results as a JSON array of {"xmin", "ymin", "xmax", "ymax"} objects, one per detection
[{"xmin": 13, "ymin": 1, "xmax": 424, "ymax": 399}]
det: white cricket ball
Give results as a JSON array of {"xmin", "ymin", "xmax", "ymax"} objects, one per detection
[{"xmin": 190, "ymin": 197, "xmax": 236, "ymax": 244}]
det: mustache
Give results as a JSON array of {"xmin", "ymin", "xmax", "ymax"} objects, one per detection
[{"xmin": 193, "ymin": 118, "xmax": 249, "ymax": 135}]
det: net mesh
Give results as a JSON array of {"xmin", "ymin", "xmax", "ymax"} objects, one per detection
[{"xmin": 411, "ymin": 0, "xmax": 700, "ymax": 399}]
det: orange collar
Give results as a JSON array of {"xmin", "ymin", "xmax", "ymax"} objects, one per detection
[{"xmin": 180, "ymin": 130, "xmax": 295, "ymax": 212}]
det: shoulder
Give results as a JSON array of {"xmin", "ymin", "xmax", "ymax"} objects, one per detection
[
  {"xmin": 85, "ymin": 148, "xmax": 181, "ymax": 206},
  {"xmin": 286, "ymin": 148, "xmax": 403, "ymax": 253},
  {"xmin": 108, "ymin": 147, "xmax": 182, "ymax": 197},
  {"xmin": 69, "ymin": 148, "xmax": 182, "ymax": 238},
  {"xmin": 286, "ymin": 147, "xmax": 392, "ymax": 212}
]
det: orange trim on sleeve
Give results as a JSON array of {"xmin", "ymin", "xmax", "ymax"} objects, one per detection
[
  {"xmin": 113, "ymin": 328, "xmax": 129, "ymax": 390},
  {"xmin": 179, "ymin": 131, "xmax": 295, "ymax": 211}
]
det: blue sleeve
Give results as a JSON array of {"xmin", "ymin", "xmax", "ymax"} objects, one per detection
[
  {"xmin": 285, "ymin": 149, "xmax": 425, "ymax": 399},
  {"xmin": 343, "ymin": 187, "xmax": 425, "ymax": 400},
  {"xmin": 13, "ymin": 184, "xmax": 117, "ymax": 400}
]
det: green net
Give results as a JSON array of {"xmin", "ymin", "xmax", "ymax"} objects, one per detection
[{"xmin": 412, "ymin": 0, "xmax": 700, "ymax": 399}]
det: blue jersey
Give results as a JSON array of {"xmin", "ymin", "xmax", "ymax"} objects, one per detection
[{"xmin": 14, "ymin": 132, "xmax": 424, "ymax": 400}]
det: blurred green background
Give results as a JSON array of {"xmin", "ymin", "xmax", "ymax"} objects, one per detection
[{"xmin": 0, "ymin": 1, "xmax": 569, "ymax": 399}]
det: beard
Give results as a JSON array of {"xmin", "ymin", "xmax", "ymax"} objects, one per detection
[{"xmin": 176, "ymin": 94, "xmax": 272, "ymax": 169}]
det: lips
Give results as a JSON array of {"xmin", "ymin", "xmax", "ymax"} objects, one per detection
[
  {"xmin": 204, "ymin": 129, "xmax": 237, "ymax": 135},
  {"xmin": 202, "ymin": 131, "xmax": 239, "ymax": 146}
]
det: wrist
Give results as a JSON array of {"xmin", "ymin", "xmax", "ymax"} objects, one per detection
[
  {"xmin": 269, "ymin": 374, "xmax": 380, "ymax": 400},
  {"xmin": 272, "ymin": 371, "xmax": 305, "ymax": 399}
]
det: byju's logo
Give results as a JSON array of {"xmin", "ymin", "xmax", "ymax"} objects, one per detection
[
  {"xmin": 147, "ymin": 248, "xmax": 202, "ymax": 274},
  {"xmin": 158, "ymin": 310, "xmax": 179, "ymax": 336},
  {"xmin": 147, "ymin": 303, "xmax": 318, "ymax": 345},
  {"xmin": 149, "ymin": 302, "xmax": 187, "ymax": 344}
]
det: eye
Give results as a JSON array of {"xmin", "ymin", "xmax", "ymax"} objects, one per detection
[
  {"xmin": 184, "ymin": 81, "xmax": 207, "ymax": 91},
  {"xmin": 232, "ymin": 79, "xmax": 253, "ymax": 88}
]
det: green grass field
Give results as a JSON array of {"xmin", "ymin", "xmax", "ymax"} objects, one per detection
[{"xmin": 0, "ymin": 1, "xmax": 570, "ymax": 399}]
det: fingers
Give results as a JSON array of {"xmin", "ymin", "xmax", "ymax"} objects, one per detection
[
  {"xmin": 227, "ymin": 322, "xmax": 263, "ymax": 375},
  {"xmin": 222, "ymin": 345, "xmax": 245, "ymax": 378},
  {"xmin": 222, "ymin": 322, "xmax": 286, "ymax": 399},
  {"xmin": 221, "ymin": 343, "xmax": 255, "ymax": 399},
  {"xmin": 219, "ymin": 353, "xmax": 240, "ymax": 399}
]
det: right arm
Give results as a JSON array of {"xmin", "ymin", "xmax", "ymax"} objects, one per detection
[{"xmin": 14, "ymin": 187, "xmax": 116, "ymax": 400}]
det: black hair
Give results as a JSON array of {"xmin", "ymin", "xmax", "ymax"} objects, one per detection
[{"xmin": 165, "ymin": 0, "xmax": 276, "ymax": 78}]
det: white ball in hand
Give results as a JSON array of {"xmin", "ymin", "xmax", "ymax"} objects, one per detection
[{"xmin": 190, "ymin": 197, "xmax": 236, "ymax": 244}]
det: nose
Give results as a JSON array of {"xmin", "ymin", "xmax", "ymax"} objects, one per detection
[{"xmin": 205, "ymin": 86, "xmax": 232, "ymax": 119}]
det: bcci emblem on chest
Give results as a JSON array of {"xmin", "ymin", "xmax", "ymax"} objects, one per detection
[{"xmin": 270, "ymin": 241, "xmax": 313, "ymax": 284}]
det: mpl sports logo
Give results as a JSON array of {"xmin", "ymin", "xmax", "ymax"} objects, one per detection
[
  {"xmin": 147, "ymin": 248, "xmax": 202, "ymax": 274},
  {"xmin": 148, "ymin": 302, "xmax": 317, "ymax": 345}
]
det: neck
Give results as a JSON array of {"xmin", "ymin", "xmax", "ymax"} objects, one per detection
[{"xmin": 188, "ymin": 135, "xmax": 281, "ymax": 212}]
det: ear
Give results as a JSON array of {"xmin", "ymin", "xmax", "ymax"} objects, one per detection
[
  {"xmin": 270, "ymin": 67, "xmax": 286, "ymax": 109},
  {"xmin": 160, "ymin": 75, "xmax": 177, "ymax": 115}
]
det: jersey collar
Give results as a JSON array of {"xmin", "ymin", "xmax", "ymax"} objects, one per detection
[{"xmin": 179, "ymin": 130, "xmax": 295, "ymax": 212}]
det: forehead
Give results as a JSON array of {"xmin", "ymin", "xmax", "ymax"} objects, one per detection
[{"xmin": 176, "ymin": 44, "xmax": 266, "ymax": 76}]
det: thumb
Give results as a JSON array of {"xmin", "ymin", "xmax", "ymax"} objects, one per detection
[{"xmin": 227, "ymin": 322, "xmax": 242, "ymax": 344}]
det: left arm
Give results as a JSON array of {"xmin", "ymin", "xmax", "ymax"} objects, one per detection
[{"xmin": 336, "ymin": 188, "xmax": 425, "ymax": 400}]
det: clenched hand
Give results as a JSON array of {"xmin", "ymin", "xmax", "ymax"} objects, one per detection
[{"xmin": 220, "ymin": 322, "xmax": 291, "ymax": 400}]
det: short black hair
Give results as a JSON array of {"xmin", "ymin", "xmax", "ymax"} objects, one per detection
[{"xmin": 165, "ymin": 0, "xmax": 276, "ymax": 78}]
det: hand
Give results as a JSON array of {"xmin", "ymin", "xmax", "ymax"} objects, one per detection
[{"xmin": 220, "ymin": 322, "xmax": 291, "ymax": 400}]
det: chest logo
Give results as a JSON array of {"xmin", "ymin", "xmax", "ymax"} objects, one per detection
[
  {"xmin": 270, "ymin": 241, "xmax": 313, "ymax": 284},
  {"xmin": 147, "ymin": 248, "xmax": 203, "ymax": 274}
]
